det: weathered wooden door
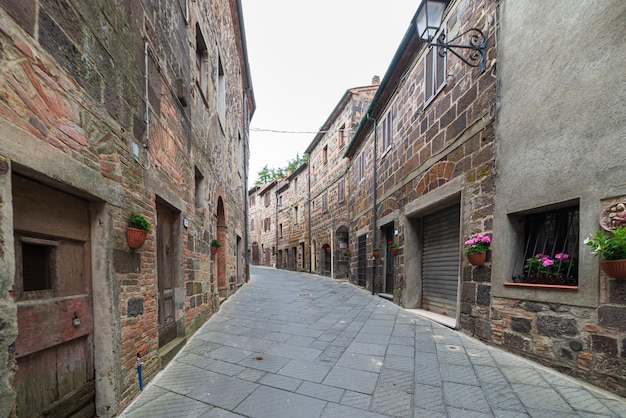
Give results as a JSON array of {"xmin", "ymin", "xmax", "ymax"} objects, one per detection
[
  {"xmin": 12, "ymin": 174, "xmax": 95, "ymax": 417},
  {"xmin": 157, "ymin": 203, "xmax": 177, "ymax": 347}
]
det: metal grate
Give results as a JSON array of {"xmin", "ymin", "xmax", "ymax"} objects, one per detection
[{"xmin": 512, "ymin": 207, "xmax": 579, "ymax": 286}]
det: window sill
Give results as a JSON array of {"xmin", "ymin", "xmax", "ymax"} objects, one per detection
[{"xmin": 503, "ymin": 282, "xmax": 578, "ymax": 290}]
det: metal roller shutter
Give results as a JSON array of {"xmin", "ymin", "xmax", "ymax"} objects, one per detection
[{"xmin": 422, "ymin": 204, "xmax": 460, "ymax": 318}]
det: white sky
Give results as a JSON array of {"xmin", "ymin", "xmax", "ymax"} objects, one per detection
[{"xmin": 240, "ymin": 1, "xmax": 419, "ymax": 184}]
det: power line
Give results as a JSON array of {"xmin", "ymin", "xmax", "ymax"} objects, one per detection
[{"xmin": 250, "ymin": 127, "xmax": 328, "ymax": 134}]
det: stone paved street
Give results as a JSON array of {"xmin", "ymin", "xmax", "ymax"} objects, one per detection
[{"xmin": 122, "ymin": 267, "xmax": 626, "ymax": 417}]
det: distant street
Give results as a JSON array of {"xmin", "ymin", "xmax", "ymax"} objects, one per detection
[{"xmin": 122, "ymin": 266, "xmax": 626, "ymax": 417}]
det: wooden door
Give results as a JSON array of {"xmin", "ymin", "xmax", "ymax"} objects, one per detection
[
  {"xmin": 12, "ymin": 175, "xmax": 95, "ymax": 417},
  {"xmin": 157, "ymin": 203, "xmax": 177, "ymax": 347}
]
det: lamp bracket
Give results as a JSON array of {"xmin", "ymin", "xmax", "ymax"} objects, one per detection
[{"xmin": 428, "ymin": 28, "xmax": 487, "ymax": 73}]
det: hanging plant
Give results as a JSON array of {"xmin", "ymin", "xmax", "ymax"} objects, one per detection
[{"xmin": 127, "ymin": 212, "xmax": 151, "ymax": 249}]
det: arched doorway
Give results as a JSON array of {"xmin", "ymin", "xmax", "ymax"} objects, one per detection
[
  {"xmin": 322, "ymin": 243, "xmax": 331, "ymax": 276},
  {"xmin": 216, "ymin": 197, "xmax": 227, "ymax": 296}
]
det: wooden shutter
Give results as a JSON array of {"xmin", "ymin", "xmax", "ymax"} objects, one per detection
[{"xmin": 422, "ymin": 204, "xmax": 460, "ymax": 318}]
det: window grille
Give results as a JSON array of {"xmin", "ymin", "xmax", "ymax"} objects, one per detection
[{"xmin": 511, "ymin": 206, "xmax": 579, "ymax": 286}]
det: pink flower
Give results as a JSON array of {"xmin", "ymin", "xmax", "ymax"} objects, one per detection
[
  {"xmin": 481, "ymin": 236, "xmax": 491, "ymax": 244},
  {"xmin": 554, "ymin": 253, "xmax": 569, "ymax": 260},
  {"xmin": 542, "ymin": 258, "xmax": 554, "ymax": 267},
  {"xmin": 535, "ymin": 253, "xmax": 544, "ymax": 258}
]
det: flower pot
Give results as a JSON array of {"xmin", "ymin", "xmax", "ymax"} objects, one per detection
[
  {"xmin": 127, "ymin": 227, "xmax": 147, "ymax": 249},
  {"xmin": 373, "ymin": 251, "xmax": 380, "ymax": 258},
  {"xmin": 599, "ymin": 259, "xmax": 626, "ymax": 279},
  {"xmin": 211, "ymin": 246, "xmax": 219, "ymax": 255},
  {"xmin": 466, "ymin": 252, "xmax": 486, "ymax": 266},
  {"xmin": 390, "ymin": 247, "xmax": 398, "ymax": 255}
]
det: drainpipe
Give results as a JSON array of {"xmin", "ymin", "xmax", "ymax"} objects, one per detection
[
  {"xmin": 275, "ymin": 188, "xmax": 279, "ymax": 268},
  {"xmin": 367, "ymin": 113, "xmax": 377, "ymax": 295},
  {"xmin": 243, "ymin": 88, "xmax": 252, "ymax": 281},
  {"xmin": 330, "ymin": 223, "xmax": 334, "ymax": 279},
  {"xmin": 307, "ymin": 162, "xmax": 312, "ymax": 273}
]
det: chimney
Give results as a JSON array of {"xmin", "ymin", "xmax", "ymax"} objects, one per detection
[{"xmin": 371, "ymin": 75, "xmax": 380, "ymax": 85}]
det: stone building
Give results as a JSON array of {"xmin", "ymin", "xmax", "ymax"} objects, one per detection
[
  {"xmin": 345, "ymin": 0, "xmax": 497, "ymax": 321},
  {"xmin": 306, "ymin": 85, "xmax": 377, "ymax": 279},
  {"xmin": 491, "ymin": 0, "xmax": 626, "ymax": 396},
  {"xmin": 249, "ymin": 180, "xmax": 278, "ymax": 267},
  {"xmin": 0, "ymin": 0, "xmax": 254, "ymax": 415}
]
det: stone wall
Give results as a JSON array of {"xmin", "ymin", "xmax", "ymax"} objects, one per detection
[{"xmin": 0, "ymin": 0, "xmax": 251, "ymax": 414}]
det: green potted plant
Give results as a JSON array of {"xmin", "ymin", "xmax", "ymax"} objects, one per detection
[
  {"xmin": 388, "ymin": 241, "xmax": 398, "ymax": 255},
  {"xmin": 584, "ymin": 225, "xmax": 626, "ymax": 279},
  {"xmin": 127, "ymin": 212, "xmax": 151, "ymax": 249},
  {"xmin": 211, "ymin": 239, "xmax": 221, "ymax": 255},
  {"xmin": 373, "ymin": 248, "xmax": 380, "ymax": 258},
  {"xmin": 523, "ymin": 253, "xmax": 573, "ymax": 284},
  {"xmin": 464, "ymin": 234, "xmax": 490, "ymax": 266}
]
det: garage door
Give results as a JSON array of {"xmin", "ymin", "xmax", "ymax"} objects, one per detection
[{"xmin": 422, "ymin": 204, "xmax": 460, "ymax": 318}]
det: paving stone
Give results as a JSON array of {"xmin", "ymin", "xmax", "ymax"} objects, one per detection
[
  {"xmin": 386, "ymin": 343, "xmax": 414, "ymax": 357},
  {"xmin": 322, "ymin": 403, "xmax": 391, "ymax": 418},
  {"xmin": 336, "ymin": 352, "xmax": 384, "ymax": 373},
  {"xmin": 258, "ymin": 372, "xmax": 302, "ymax": 391},
  {"xmin": 235, "ymin": 367, "xmax": 266, "ymax": 383},
  {"xmin": 510, "ymin": 383, "xmax": 574, "ymax": 413},
  {"xmin": 490, "ymin": 410, "xmax": 531, "ymax": 418},
  {"xmin": 340, "ymin": 390, "xmax": 373, "ymax": 409},
  {"xmin": 377, "ymin": 368, "xmax": 414, "ymax": 394},
  {"xmin": 446, "ymin": 407, "xmax": 493, "ymax": 418},
  {"xmin": 481, "ymin": 383, "xmax": 525, "ymax": 412},
  {"xmin": 371, "ymin": 383, "xmax": 413, "ymax": 416},
  {"xmin": 440, "ymin": 363, "xmax": 480, "ymax": 386},
  {"xmin": 500, "ymin": 365, "xmax": 551, "ymax": 387},
  {"xmin": 186, "ymin": 373, "xmax": 259, "ymax": 410},
  {"xmin": 239, "ymin": 353, "xmax": 291, "ymax": 373},
  {"xmin": 121, "ymin": 391, "xmax": 213, "ymax": 417},
  {"xmin": 234, "ymin": 385, "xmax": 327, "ymax": 418},
  {"xmin": 413, "ymin": 383, "xmax": 446, "ymax": 412},
  {"xmin": 323, "ymin": 366, "xmax": 379, "ymax": 394},
  {"xmin": 442, "ymin": 382, "xmax": 491, "ymax": 413},
  {"xmin": 296, "ymin": 381, "xmax": 344, "ymax": 402},
  {"xmin": 265, "ymin": 342, "xmax": 322, "ymax": 362},
  {"xmin": 277, "ymin": 360, "xmax": 332, "ymax": 383},
  {"xmin": 345, "ymin": 341, "xmax": 388, "ymax": 356}
]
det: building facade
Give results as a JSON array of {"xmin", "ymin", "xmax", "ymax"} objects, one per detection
[
  {"xmin": 249, "ymin": 0, "xmax": 626, "ymax": 397},
  {"xmin": 0, "ymin": 0, "xmax": 254, "ymax": 415}
]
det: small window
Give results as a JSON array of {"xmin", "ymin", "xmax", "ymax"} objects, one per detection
[
  {"xmin": 358, "ymin": 152, "xmax": 365, "ymax": 181},
  {"xmin": 381, "ymin": 110, "xmax": 393, "ymax": 151},
  {"xmin": 279, "ymin": 223, "xmax": 283, "ymax": 238},
  {"xmin": 264, "ymin": 193, "xmax": 270, "ymax": 207},
  {"xmin": 195, "ymin": 24, "xmax": 209, "ymax": 98},
  {"xmin": 337, "ymin": 179, "xmax": 345, "ymax": 204},
  {"xmin": 218, "ymin": 55, "xmax": 226, "ymax": 123},
  {"xmin": 425, "ymin": 30, "xmax": 446, "ymax": 104},
  {"xmin": 322, "ymin": 193, "xmax": 328, "ymax": 213},
  {"xmin": 293, "ymin": 178, "xmax": 298, "ymax": 193},
  {"xmin": 338, "ymin": 124, "xmax": 346, "ymax": 148},
  {"xmin": 250, "ymin": 218, "xmax": 255, "ymax": 231},
  {"xmin": 194, "ymin": 168, "xmax": 205, "ymax": 209},
  {"xmin": 510, "ymin": 206, "xmax": 579, "ymax": 287},
  {"xmin": 294, "ymin": 206, "xmax": 299, "ymax": 224},
  {"xmin": 249, "ymin": 195, "xmax": 255, "ymax": 207},
  {"xmin": 22, "ymin": 243, "xmax": 53, "ymax": 291},
  {"xmin": 323, "ymin": 145, "xmax": 328, "ymax": 165}
]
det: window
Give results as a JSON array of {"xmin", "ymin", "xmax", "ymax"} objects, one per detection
[
  {"xmin": 323, "ymin": 145, "xmax": 328, "ymax": 165},
  {"xmin": 358, "ymin": 152, "xmax": 365, "ymax": 182},
  {"xmin": 195, "ymin": 24, "xmax": 209, "ymax": 98},
  {"xmin": 250, "ymin": 218, "xmax": 255, "ymax": 231},
  {"xmin": 249, "ymin": 195, "xmax": 255, "ymax": 207},
  {"xmin": 337, "ymin": 179, "xmax": 345, "ymax": 203},
  {"xmin": 381, "ymin": 110, "xmax": 393, "ymax": 151},
  {"xmin": 294, "ymin": 206, "xmax": 299, "ymax": 224},
  {"xmin": 322, "ymin": 193, "xmax": 328, "ymax": 213},
  {"xmin": 22, "ymin": 242, "xmax": 54, "ymax": 291},
  {"xmin": 278, "ymin": 195, "xmax": 282, "ymax": 209},
  {"xmin": 194, "ymin": 168, "xmax": 205, "ymax": 209},
  {"xmin": 338, "ymin": 123, "xmax": 346, "ymax": 148},
  {"xmin": 279, "ymin": 223, "xmax": 283, "ymax": 238},
  {"xmin": 263, "ymin": 217, "xmax": 271, "ymax": 231},
  {"xmin": 264, "ymin": 193, "xmax": 270, "ymax": 207},
  {"xmin": 425, "ymin": 31, "xmax": 446, "ymax": 104},
  {"xmin": 217, "ymin": 55, "xmax": 226, "ymax": 123},
  {"xmin": 293, "ymin": 178, "xmax": 298, "ymax": 193},
  {"xmin": 510, "ymin": 206, "xmax": 579, "ymax": 287}
]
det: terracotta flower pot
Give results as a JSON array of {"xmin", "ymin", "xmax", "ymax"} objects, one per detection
[
  {"xmin": 127, "ymin": 227, "xmax": 148, "ymax": 249},
  {"xmin": 466, "ymin": 252, "xmax": 486, "ymax": 266},
  {"xmin": 211, "ymin": 246, "xmax": 219, "ymax": 255},
  {"xmin": 390, "ymin": 247, "xmax": 398, "ymax": 255},
  {"xmin": 373, "ymin": 251, "xmax": 380, "ymax": 258},
  {"xmin": 599, "ymin": 259, "xmax": 626, "ymax": 279}
]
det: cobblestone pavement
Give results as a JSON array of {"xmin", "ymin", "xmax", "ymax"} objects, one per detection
[{"xmin": 122, "ymin": 266, "xmax": 626, "ymax": 418}]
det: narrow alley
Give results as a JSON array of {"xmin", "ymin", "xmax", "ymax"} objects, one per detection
[{"xmin": 123, "ymin": 267, "xmax": 626, "ymax": 418}]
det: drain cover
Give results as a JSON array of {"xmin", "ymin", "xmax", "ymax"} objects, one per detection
[{"xmin": 298, "ymin": 293, "xmax": 312, "ymax": 297}]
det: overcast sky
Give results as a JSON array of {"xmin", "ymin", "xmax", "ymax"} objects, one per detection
[{"xmin": 240, "ymin": 1, "xmax": 419, "ymax": 184}]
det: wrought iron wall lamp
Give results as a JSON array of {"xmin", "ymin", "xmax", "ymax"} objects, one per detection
[{"xmin": 415, "ymin": 0, "xmax": 487, "ymax": 73}]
